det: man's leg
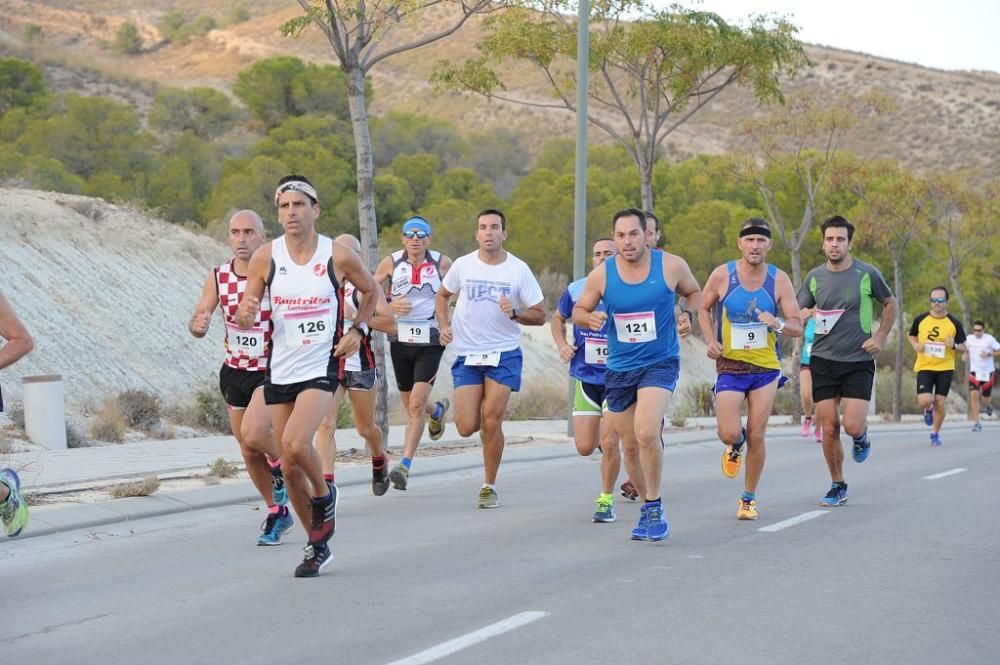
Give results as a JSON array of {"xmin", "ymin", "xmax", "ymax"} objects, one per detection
[
  {"xmin": 743, "ymin": 380, "xmax": 779, "ymax": 497},
  {"xmin": 612, "ymin": 405, "xmax": 646, "ymax": 501},
  {"xmin": 816, "ymin": 398, "xmax": 844, "ymax": 482},
  {"xmin": 633, "ymin": 387, "xmax": 673, "ymax": 503},
  {"xmin": 401, "ymin": 382, "xmax": 433, "ymax": 459},
  {"xmin": 598, "ymin": 415, "xmax": 621, "ymax": 495},
  {"xmin": 480, "ymin": 378, "xmax": 513, "ymax": 485},
  {"xmin": 573, "ymin": 414, "xmax": 601, "ymax": 457},
  {"xmin": 276, "ymin": 391, "xmax": 335, "ymax": 533},
  {"xmin": 453, "ymin": 384, "xmax": 484, "ymax": 438},
  {"xmin": 969, "ymin": 384, "xmax": 981, "ymax": 424},
  {"xmin": 348, "ymin": 386, "xmax": 390, "ymax": 495},
  {"xmin": 932, "ymin": 393, "xmax": 948, "ymax": 434},
  {"xmin": 715, "ymin": 388, "xmax": 746, "ymax": 479},
  {"xmin": 314, "ymin": 386, "xmax": 347, "ymax": 478},
  {"xmin": 234, "ymin": 389, "xmax": 278, "ymax": 506}
]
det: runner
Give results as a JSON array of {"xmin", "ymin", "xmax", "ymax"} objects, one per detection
[
  {"xmin": 573, "ymin": 208, "xmax": 702, "ymax": 541},
  {"xmin": 795, "ymin": 307, "xmax": 822, "ymax": 442},
  {"xmin": 697, "ymin": 218, "xmax": 802, "ymax": 520},
  {"xmin": 189, "ymin": 209, "xmax": 291, "ymax": 546},
  {"xmin": 551, "ymin": 237, "xmax": 622, "ymax": 522},
  {"xmin": 963, "ymin": 320, "xmax": 1000, "ymax": 431},
  {"xmin": 315, "ymin": 234, "xmax": 396, "ymax": 496},
  {"xmin": 908, "ymin": 286, "xmax": 967, "ymax": 446},
  {"xmin": 434, "ymin": 209, "xmax": 545, "ymax": 509},
  {"xmin": 797, "ymin": 215, "xmax": 896, "ymax": 507},
  {"xmin": 0, "ymin": 290, "xmax": 34, "ymax": 538},
  {"xmin": 372, "ymin": 217, "xmax": 452, "ymax": 490},
  {"xmin": 236, "ymin": 175, "xmax": 378, "ymax": 577}
]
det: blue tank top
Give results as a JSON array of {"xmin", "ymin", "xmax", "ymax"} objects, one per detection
[
  {"xmin": 604, "ymin": 250, "xmax": 679, "ymax": 372},
  {"xmin": 715, "ymin": 262, "xmax": 781, "ymax": 370}
]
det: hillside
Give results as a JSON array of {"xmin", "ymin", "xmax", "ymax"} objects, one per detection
[{"xmin": 0, "ymin": 1, "xmax": 997, "ymax": 174}]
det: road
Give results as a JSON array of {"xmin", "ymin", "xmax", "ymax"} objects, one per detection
[{"xmin": 3, "ymin": 425, "xmax": 997, "ymax": 665}]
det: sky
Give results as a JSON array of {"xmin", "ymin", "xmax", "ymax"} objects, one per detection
[{"xmin": 670, "ymin": 0, "xmax": 1000, "ymax": 73}]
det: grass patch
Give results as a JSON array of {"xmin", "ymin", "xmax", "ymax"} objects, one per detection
[
  {"xmin": 506, "ymin": 381, "xmax": 568, "ymax": 421},
  {"xmin": 194, "ymin": 386, "xmax": 230, "ymax": 432},
  {"xmin": 207, "ymin": 457, "xmax": 240, "ymax": 478},
  {"xmin": 65, "ymin": 420, "xmax": 91, "ymax": 449},
  {"xmin": 109, "ymin": 475, "xmax": 160, "ymax": 499},
  {"xmin": 118, "ymin": 388, "xmax": 161, "ymax": 430},
  {"xmin": 90, "ymin": 397, "xmax": 125, "ymax": 443}
]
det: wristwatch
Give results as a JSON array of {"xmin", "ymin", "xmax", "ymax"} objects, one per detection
[
  {"xmin": 510, "ymin": 309, "xmax": 518, "ymax": 320},
  {"xmin": 774, "ymin": 318, "xmax": 786, "ymax": 333},
  {"xmin": 351, "ymin": 321, "xmax": 370, "ymax": 336}
]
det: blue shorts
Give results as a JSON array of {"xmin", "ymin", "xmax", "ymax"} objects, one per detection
[
  {"xmin": 605, "ymin": 357, "xmax": 680, "ymax": 413},
  {"xmin": 452, "ymin": 348, "xmax": 523, "ymax": 392},
  {"xmin": 715, "ymin": 370, "xmax": 783, "ymax": 396}
]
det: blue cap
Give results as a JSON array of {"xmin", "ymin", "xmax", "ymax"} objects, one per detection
[{"xmin": 402, "ymin": 217, "xmax": 431, "ymax": 235}]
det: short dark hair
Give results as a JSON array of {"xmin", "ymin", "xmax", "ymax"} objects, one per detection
[
  {"xmin": 613, "ymin": 208, "xmax": 646, "ymax": 233},
  {"xmin": 595, "ymin": 237, "xmax": 614, "ymax": 244},
  {"xmin": 973, "ymin": 320, "xmax": 985, "ymax": 328},
  {"xmin": 821, "ymin": 215, "xmax": 855, "ymax": 242},
  {"xmin": 930, "ymin": 285, "xmax": 950, "ymax": 300},
  {"xmin": 276, "ymin": 174, "xmax": 317, "ymax": 204},
  {"xmin": 477, "ymin": 208, "xmax": 506, "ymax": 231},
  {"xmin": 642, "ymin": 210, "xmax": 660, "ymax": 232}
]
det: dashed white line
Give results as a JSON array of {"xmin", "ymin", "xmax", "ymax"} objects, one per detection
[
  {"xmin": 758, "ymin": 510, "xmax": 829, "ymax": 533},
  {"xmin": 383, "ymin": 611, "xmax": 550, "ymax": 665},
  {"xmin": 923, "ymin": 468, "xmax": 967, "ymax": 480}
]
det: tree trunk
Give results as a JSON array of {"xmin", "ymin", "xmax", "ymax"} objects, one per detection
[
  {"xmin": 638, "ymin": 152, "xmax": 654, "ymax": 212},
  {"xmin": 948, "ymin": 257, "xmax": 972, "ymax": 408},
  {"xmin": 346, "ymin": 62, "xmax": 390, "ymax": 442},
  {"xmin": 892, "ymin": 256, "xmax": 904, "ymax": 422}
]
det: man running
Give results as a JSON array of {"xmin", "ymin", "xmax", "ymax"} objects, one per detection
[
  {"xmin": 315, "ymin": 234, "xmax": 396, "ymax": 495},
  {"xmin": 236, "ymin": 175, "xmax": 378, "ymax": 577},
  {"xmin": 573, "ymin": 208, "xmax": 702, "ymax": 542},
  {"xmin": 435, "ymin": 209, "xmax": 545, "ymax": 509},
  {"xmin": 908, "ymin": 286, "xmax": 967, "ymax": 446},
  {"xmin": 372, "ymin": 217, "xmax": 452, "ymax": 490},
  {"xmin": 795, "ymin": 307, "xmax": 821, "ymax": 442},
  {"xmin": 697, "ymin": 218, "xmax": 802, "ymax": 520},
  {"xmin": 797, "ymin": 215, "xmax": 896, "ymax": 507},
  {"xmin": 190, "ymin": 209, "xmax": 291, "ymax": 546},
  {"xmin": 1, "ymin": 290, "xmax": 34, "ymax": 538},
  {"xmin": 551, "ymin": 237, "xmax": 621, "ymax": 522},
  {"xmin": 964, "ymin": 320, "xmax": 1000, "ymax": 431}
]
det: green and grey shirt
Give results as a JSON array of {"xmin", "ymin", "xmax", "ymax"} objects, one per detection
[{"xmin": 796, "ymin": 258, "xmax": 893, "ymax": 363}]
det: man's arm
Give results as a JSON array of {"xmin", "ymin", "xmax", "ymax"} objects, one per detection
[
  {"xmin": 235, "ymin": 245, "xmax": 270, "ymax": 329},
  {"xmin": 0, "ymin": 292, "xmax": 33, "ymax": 370},
  {"xmin": 698, "ymin": 267, "xmax": 724, "ymax": 359},
  {"xmin": 862, "ymin": 296, "xmax": 897, "ymax": 354},
  {"xmin": 189, "ymin": 271, "xmax": 218, "ymax": 338},
  {"xmin": 435, "ymin": 286, "xmax": 456, "ymax": 346},
  {"xmin": 571, "ymin": 266, "xmax": 608, "ymax": 331},
  {"xmin": 334, "ymin": 244, "xmax": 378, "ymax": 357},
  {"xmin": 369, "ymin": 290, "xmax": 396, "ymax": 334},
  {"xmin": 372, "ymin": 255, "xmax": 394, "ymax": 294},
  {"xmin": 769, "ymin": 271, "xmax": 803, "ymax": 338}
]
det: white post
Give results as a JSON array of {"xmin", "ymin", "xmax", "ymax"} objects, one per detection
[{"xmin": 21, "ymin": 375, "xmax": 67, "ymax": 449}]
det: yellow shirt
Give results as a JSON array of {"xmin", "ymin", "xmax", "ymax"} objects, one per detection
[{"xmin": 909, "ymin": 312, "xmax": 966, "ymax": 372}]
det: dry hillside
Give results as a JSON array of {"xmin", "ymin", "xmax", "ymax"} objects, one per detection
[{"xmin": 0, "ymin": 1, "xmax": 997, "ymax": 174}]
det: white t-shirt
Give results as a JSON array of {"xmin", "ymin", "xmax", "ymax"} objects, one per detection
[
  {"xmin": 443, "ymin": 250, "xmax": 544, "ymax": 356},
  {"xmin": 966, "ymin": 333, "xmax": 1000, "ymax": 377}
]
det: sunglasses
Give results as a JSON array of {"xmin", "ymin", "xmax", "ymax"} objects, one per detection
[
  {"xmin": 929, "ymin": 298, "xmax": 947, "ymax": 303},
  {"xmin": 403, "ymin": 230, "xmax": 429, "ymax": 239},
  {"xmin": 973, "ymin": 329, "xmax": 984, "ymax": 333}
]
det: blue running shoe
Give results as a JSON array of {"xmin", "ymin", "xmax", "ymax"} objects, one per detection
[
  {"xmin": 819, "ymin": 483, "xmax": 848, "ymax": 507},
  {"xmin": 257, "ymin": 508, "xmax": 294, "ymax": 546},
  {"xmin": 646, "ymin": 503, "xmax": 670, "ymax": 542},
  {"xmin": 1, "ymin": 468, "xmax": 29, "ymax": 537},
  {"xmin": 923, "ymin": 408, "xmax": 933, "ymax": 426},
  {"xmin": 631, "ymin": 504, "xmax": 650, "ymax": 541},
  {"xmin": 852, "ymin": 436, "xmax": 870, "ymax": 463},
  {"xmin": 930, "ymin": 432, "xmax": 942, "ymax": 447}
]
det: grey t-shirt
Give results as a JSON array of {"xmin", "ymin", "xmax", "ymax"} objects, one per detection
[{"xmin": 796, "ymin": 258, "xmax": 893, "ymax": 363}]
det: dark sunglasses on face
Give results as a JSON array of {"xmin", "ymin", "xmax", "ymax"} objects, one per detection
[
  {"xmin": 403, "ymin": 230, "xmax": 429, "ymax": 239},
  {"xmin": 973, "ymin": 329, "xmax": 984, "ymax": 333},
  {"xmin": 929, "ymin": 297, "xmax": 947, "ymax": 303}
]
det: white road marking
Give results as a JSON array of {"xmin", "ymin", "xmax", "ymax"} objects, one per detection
[
  {"xmin": 383, "ymin": 611, "xmax": 550, "ymax": 665},
  {"xmin": 923, "ymin": 468, "xmax": 967, "ymax": 480},
  {"xmin": 758, "ymin": 510, "xmax": 829, "ymax": 533}
]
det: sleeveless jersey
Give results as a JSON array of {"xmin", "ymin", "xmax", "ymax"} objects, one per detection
[
  {"xmin": 604, "ymin": 250, "xmax": 679, "ymax": 372},
  {"xmin": 716, "ymin": 261, "xmax": 781, "ymax": 371},
  {"xmin": 266, "ymin": 235, "xmax": 343, "ymax": 385},
  {"xmin": 341, "ymin": 282, "xmax": 376, "ymax": 373},
  {"xmin": 215, "ymin": 259, "xmax": 271, "ymax": 371},
  {"xmin": 389, "ymin": 249, "xmax": 443, "ymax": 342}
]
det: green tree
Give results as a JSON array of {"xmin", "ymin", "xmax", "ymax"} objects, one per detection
[
  {"xmin": 233, "ymin": 57, "xmax": 359, "ymax": 128},
  {"xmin": 114, "ymin": 22, "xmax": 143, "ymax": 55},
  {"xmin": 22, "ymin": 155, "xmax": 86, "ymax": 193},
  {"xmin": 206, "ymin": 155, "xmax": 289, "ymax": 226},
  {"xmin": 373, "ymin": 173, "xmax": 415, "ymax": 227},
  {"xmin": 0, "ymin": 58, "xmax": 47, "ymax": 115},
  {"xmin": 388, "ymin": 152, "xmax": 442, "ymax": 210},
  {"xmin": 371, "ymin": 112, "xmax": 468, "ymax": 168},
  {"xmin": 147, "ymin": 156, "xmax": 196, "ymax": 222},
  {"xmin": 149, "ymin": 87, "xmax": 242, "ymax": 139}
]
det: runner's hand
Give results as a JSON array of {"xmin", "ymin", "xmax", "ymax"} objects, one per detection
[
  {"xmin": 334, "ymin": 327, "xmax": 362, "ymax": 357},
  {"xmin": 559, "ymin": 344, "xmax": 575, "ymax": 363},
  {"xmin": 439, "ymin": 325, "xmax": 452, "ymax": 346},
  {"xmin": 389, "ymin": 297, "xmax": 412, "ymax": 316},
  {"xmin": 588, "ymin": 311, "xmax": 607, "ymax": 332},
  {"xmin": 236, "ymin": 295, "xmax": 260, "ymax": 328},
  {"xmin": 862, "ymin": 336, "xmax": 883, "ymax": 354},
  {"xmin": 191, "ymin": 309, "xmax": 211, "ymax": 335},
  {"xmin": 754, "ymin": 307, "xmax": 779, "ymax": 330},
  {"xmin": 706, "ymin": 339, "xmax": 723, "ymax": 360},
  {"xmin": 677, "ymin": 312, "xmax": 692, "ymax": 338},
  {"xmin": 498, "ymin": 296, "xmax": 514, "ymax": 318}
]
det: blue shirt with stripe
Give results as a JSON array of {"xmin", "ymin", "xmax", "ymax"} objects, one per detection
[{"xmin": 556, "ymin": 278, "xmax": 608, "ymax": 385}]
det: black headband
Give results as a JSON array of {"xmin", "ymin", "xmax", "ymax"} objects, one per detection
[{"xmin": 739, "ymin": 225, "xmax": 771, "ymax": 239}]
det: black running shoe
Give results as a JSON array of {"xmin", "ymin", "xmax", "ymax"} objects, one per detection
[
  {"xmin": 309, "ymin": 483, "xmax": 338, "ymax": 544},
  {"xmin": 372, "ymin": 459, "xmax": 390, "ymax": 496},
  {"xmin": 294, "ymin": 542, "xmax": 333, "ymax": 578}
]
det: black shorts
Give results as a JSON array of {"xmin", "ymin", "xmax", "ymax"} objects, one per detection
[
  {"xmin": 810, "ymin": 356, "xmax": 875, "ymax": 403},
  {"xmin": 340, "ymin": 369, "xmax": 377, "ymax": 392},
  {"xmin": 969, "ymin": 372, "xmax": 996, "ymax": 397},
  {"xmin": 390, "ymin": 342, "xmax": 445, "ymax": 392},
  {"xmin": 264, "ymin": 375, "xmax": 337, "ymax": 405},
  {"xmin": 917, "ymin": 370, "xmax": 954, "ymax": 397},
  {"xmin": 219, "ymin": 364, "xmax": 267, "ymax": 409}
]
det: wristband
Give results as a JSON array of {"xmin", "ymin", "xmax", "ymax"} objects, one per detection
[
  {"xmin": 510, "ymin": 309, "xmax": 518, "ymax": 320},
  {"xmin": 774, "ymin": 318, "xmax": 785, "ymax": 333},
  {"xmin": 351, "ymin": 321, "xmax": 369, "ymax": 336}
]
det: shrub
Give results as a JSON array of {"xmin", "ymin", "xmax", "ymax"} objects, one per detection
[
  {"xmin": 90, "ymin": 398, "xmax": 125, "ymax": 443},
  {"xmin": 109, "ymin": 475, "xmax": 160, "ymax": 498},
  {"xmin": 118, "ymin": 389, "xmax": 161, "ymax": 430},
  {"xmin": 6, "ymin": 402, "xmax": 25, "ymax": 432},
  {"xmin": 506, "ymin": 381, "xmax": 567, "ymax": 421},
  {"xmin": 65, "ymin": 420, "xmax": 90, "ymax": 448},
  {"xmin": 207, "ymin": 457, "xmax": 240, "ymax": 478},
  {"xmin": 194, "ymin": 386, "xmax": 229, "ymax": 432},
  {"xmin": 114, "ymin": 22, "xmax": 143, "ymax": 55},
  {"xmin": 680, "ymin": 381, "xmax": 715, "ymax": 417}
]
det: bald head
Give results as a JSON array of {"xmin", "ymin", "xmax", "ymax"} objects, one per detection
[
  {"xmin": 228, "ymin": 209, "xmax": 266, "ymax": 262},
  {"xmin": 335, "ymin": 233, "xmax": 361, "ymax": 255}
]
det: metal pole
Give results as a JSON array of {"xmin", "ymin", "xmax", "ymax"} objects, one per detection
[{"xmin": 568, "ymin": 0, "xmax": 590, "ymax": 438}]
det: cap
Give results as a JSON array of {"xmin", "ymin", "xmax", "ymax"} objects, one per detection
[{"xmin": 402, "ymin": 217, "xmax": 432, "ymax": 235}]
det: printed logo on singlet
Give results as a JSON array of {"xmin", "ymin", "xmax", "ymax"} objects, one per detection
[{"xmin": 313, "ymin": 263, "xmax": 327, "ymax": 277}]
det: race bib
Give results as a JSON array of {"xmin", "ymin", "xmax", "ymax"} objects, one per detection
[
  {"xmin": 923, "ymin": 341, "xmax": 946, "ymax": 359},
  {"xmin": 814, "ymin": 309, "xmax": 845, "ymax": 335},
  {"xmin": 584, "ymin": 338, "xmax": 608, "ymax": 365},
  {"xmin": 398, "ymin": 318, "xmax": 430, "ymax": 344},
  {"xmin": 729, "ymin": 323, "xmax": 768, "ymax": 350},
  {"xmin": 284, "ymin": 308, "xmax": 331, "ymax": 347},
  {"xmin": 464, "ymin": 351, "xmax": 501, "ymax": 367},
  {"xmin": 227, "ymin": 323, "xmax": 265, "ymax": 357},
  {"xmin": 614, "ymin": 311, "xmax": 657, "ymax": 343}
]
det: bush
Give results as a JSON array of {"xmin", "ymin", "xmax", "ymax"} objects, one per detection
[
  {"xmin": 118, "ymin": 389, "xmax": 162, "ymax": 430},
  {"xmin": 65, "ymin": 421, "xmax": 90, "ymax": 448},
  {"xmin": 6, "ymin": 402, "xmax": 25, "ymax": 432},
  {"xmin": 114, "ymin": 22, "xmax": 143, "ymax": 55},
  {"xmin": 207, "ymin": 457, "xmax": 240, "ymax": 478},
  {"xmin": 506, "ymin": 381, "xmax": 567, "ymax": 421},
  {"xmin": 680, "ymin": 381, "xmax": 715, "ymax": 417},
  {"xmin": 90, "ymin": 398, "xmax": 125, "ymax": 443},
  {"xmin": 109, "ymin": 475, "xmax": 160, "ymax": 498},
  {"xmin": 223, "ymin": 5, "xmax": 251, "ymax": 26},
  {"xmin": 194, "ymin": 386, "xmax": 229, "ymax": 432}
]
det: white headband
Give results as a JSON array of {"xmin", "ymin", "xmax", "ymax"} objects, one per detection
[{"xmin": 274, "ymin": 181, "xmax": 319, "ymax": 207}]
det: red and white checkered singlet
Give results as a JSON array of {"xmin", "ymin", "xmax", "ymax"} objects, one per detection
[{"xmin": 215, "ymin": 259, "xmax": 272, "ymax": 371}]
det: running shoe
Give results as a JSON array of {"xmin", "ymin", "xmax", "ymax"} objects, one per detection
[
  {"xmin": 819, "ymin": 483, "xmax": 848, "ymax": 507},
  {"xmin": 930, "ymin": 432, "xmax": 942, "ymax": 447},
  {"xmin": 270, "ymin": 465, "xmax": 287, "ymax": 507},
  {"xmin": 800, "ymin": 417, "xmax": 813, "ymax": 437},
  {"xmin": 972, "ymin": 422, "xmax": 982, "ymax": 432},
  {"xmin": 620, "ymin": 479, "xmax": 639, "ymax": 501},
  {"xmin": 592, "ymin": 495, "xmax": 616, "ymax": 523},
  {"xmin": 427, "ymin": 398, "xmax": 450, "ymax": 441},
  {"xmin": 309, "ymin": 482, "xmax": 338, "ymax": 544},
  {"xmin": 389, "ymin": 463, "xmax": 409, "ymax": 491},
  {"xmin": 814, "ymin": 426, "xmax": 822, "ymax": 443},
  {"xmin": 372, "ymin": 458, "xmax": 390, "ymax": 496},
  {"xmin": 988, "ymin": 404, "xmax": 994, "ymax": 417},
  {"xmin": 631, "ymin": 504, "xmax": 650, "ymax": 541},
  {"xmin": 477, "ymin": 486, "xmax": 499, "ymax": 509},
  {"xmin": 721, "ymin": 445, "xmax": 742, "ymax": 478},
  {"xmin": 923, "ymin": 407, "xmax": 933, "ymax": 426},
  {"xmin": 294, "ymin": 542, "xmax": 333, "ymax": 578},
  {"xmin": 1, "ymin": 468, "xmax": 29, "ymax": 538},
  {"xmin": 257, "ymin": 508, "xmax": 294, "ymax": 546},
  {"xmin": 645, "ymin": 503, "xmax": 670, "ymax": 541},
  {"xmin": 852, "ymin": 436, "xmax": 870, "ymax": 463},
  {"xmin": 736, "ymin": 498, "xmax": 758, "ymax": 520}
]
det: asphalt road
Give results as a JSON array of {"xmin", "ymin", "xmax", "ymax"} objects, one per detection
[{"xmin": 3, "ymin": 424, "xmax": 997, "ymax": 665}]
